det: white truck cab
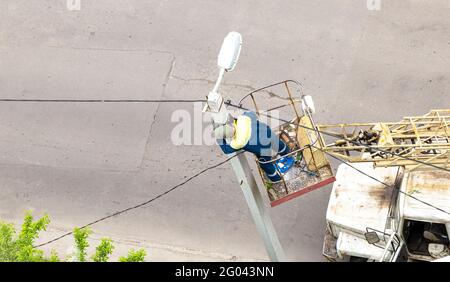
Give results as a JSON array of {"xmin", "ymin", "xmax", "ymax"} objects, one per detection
[{"xmin": 323, "ymin": 162, "xmax": 450, "ymax": 262}]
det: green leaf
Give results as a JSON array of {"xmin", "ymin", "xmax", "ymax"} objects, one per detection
[
  {"xmin": 92, "ymin": 238, "xmax": 114, "ymax": 262},
  {"xmin": 119, "ymin": 248, "xmax": 146, "ymax": 262},
  {"xmin": 16, "ymin": 211, "xmax": 50, "ymax": 262},
  {"xmin": 48, "ymin": 250, "xmax": 60, "ymax": 262},
  {"xmin": 73, "ymin": 227, "xmax": 92, "ymax": 262},
  {"xmin": 0, "ymin": 222, "xmax": 18, "ymax": 262}
]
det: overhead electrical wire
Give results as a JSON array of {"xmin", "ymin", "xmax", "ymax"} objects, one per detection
[
  {"xmin": 34, "ymin": 151, "xmax": 243, "ymax": 248},
  {"xmin": 0, "ymin": 98, "xmax": 206, "ymax": 103}
]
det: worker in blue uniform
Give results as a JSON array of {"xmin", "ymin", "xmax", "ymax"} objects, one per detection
[{"xmin": 214, "ymin": 111, "xmax": 295, "ymax": 182}]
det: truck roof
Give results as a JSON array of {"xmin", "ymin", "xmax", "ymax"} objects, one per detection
[
  {"xmin": 326, "ymin": 162, "xmax": 399, "ymax": 234},
  {"xmin": 400, "ymin": 170, "xmax": 450, "ymax": 223}
]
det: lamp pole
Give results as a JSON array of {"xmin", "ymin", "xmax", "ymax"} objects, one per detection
[
  {"xmin": 228, "ymin": 152, "xmax": 286, "ymax": 261},
  {"xmin": 204, "ymin": 31, "xmax": 286, "ymax": 262}
]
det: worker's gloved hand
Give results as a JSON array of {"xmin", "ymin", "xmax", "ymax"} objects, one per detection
[{"xmin": 214, "ymin": 124, "xmax": 235, "ymax": 140}]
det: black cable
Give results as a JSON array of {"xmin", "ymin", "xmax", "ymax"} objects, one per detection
[
  {"xmin": 261, "ymin": 103, "xmax": 293, "ymax": 113},
  {"xmin": 34, "ymin": 151, "xmax": 242, "ymax": 248},
  {"xmin": 0, "ymin": 99, "xmax": 205, "ymax": 103},
  {"xmin": 226, "ymin": 102, "xmax": 450, "ymax": 172}
]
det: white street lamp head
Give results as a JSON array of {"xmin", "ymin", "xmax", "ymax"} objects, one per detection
[
  {"xmin": 217, "ymin": 31, "xmax": 242, "ymax": 71},
  {"xmin": 211, "ymin": 31, "xmax": 243, "ymax": 94},
  {"xmin": 206, "ymin": 32, "xmax": 242, "ymax": 125}
]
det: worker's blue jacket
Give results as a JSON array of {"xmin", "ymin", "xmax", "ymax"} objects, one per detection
[{"xmin": 217, "ymin": 111, "xmax": 292, "ymax": 181}]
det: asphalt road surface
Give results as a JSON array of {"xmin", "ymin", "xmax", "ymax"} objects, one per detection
[{"xmin": 0, "ymin": 1, "xmax": 448, "ymax": 261}]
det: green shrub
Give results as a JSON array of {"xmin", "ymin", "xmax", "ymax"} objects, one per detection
[
  {"xmin": 0, "ymin": 212, "xmax": 146, "ymax": 262},
  {"xmin": 0, "ymin": 211, "xmax": 52, "ymax": 262}
]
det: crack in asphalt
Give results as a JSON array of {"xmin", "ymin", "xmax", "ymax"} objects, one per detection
[
  {"xmin": 137, "ymin": 54, "xmax": 177, "ymax": 170},
  {"xmin": 170, "ymin": 75, "xmax": 282, "ymax": 98},
  {"xmin": 170, "ymin": 75, "xmax": 258, "ymax": 92}
]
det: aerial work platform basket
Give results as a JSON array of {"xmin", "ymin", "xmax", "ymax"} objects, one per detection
[{"xmin": 237, "ymin": 80, "xmax": 335, "ymax": 207}]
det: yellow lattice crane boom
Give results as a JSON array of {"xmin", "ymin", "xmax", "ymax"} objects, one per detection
[{"xmin": 315, "ymin": 109, "xmax": 449, "ymax": 171}]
